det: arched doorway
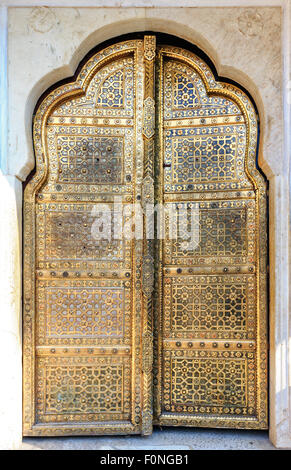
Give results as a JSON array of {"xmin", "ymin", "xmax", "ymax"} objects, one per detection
[{"xmin": 23, "ymin": 34, "xmax": 268, "ymax": 436}]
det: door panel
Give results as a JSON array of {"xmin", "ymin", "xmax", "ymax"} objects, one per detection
[
  {"xmin": 154, "ymin": 46, "xmax": 268, "ymax": 429},
  {"xmin": 23, "ymin": 39, "xmax": 153, "ymax": 436}
]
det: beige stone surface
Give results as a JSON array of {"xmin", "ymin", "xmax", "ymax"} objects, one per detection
[
  {"xmin": 21, "ymin": 428, "xmax": 278, "ymax": 450},
  {"xmin": 20, "ymin": 428, "xmax": 275, "ymax": 451},
  {"xmin": 0, "ymin": 173, "xmax": 22, "ymax": 450}
]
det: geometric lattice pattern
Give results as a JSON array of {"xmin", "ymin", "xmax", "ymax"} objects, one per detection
[
  {"xmin": 163, "ymin": 274, "xmax": 256, "ymax": 341},
  {"xmin": 173, "ymin": 73, "xmax": 200, "ymax": 108},
  {"xmin": 171, "ymin": 357, "xmax": 246, "ymax": 407},
  {"xmin": 45, "ymin": 287, "xmax": 124, "ymax": 338},
  {"xmin": 172, "ymin": 283, "xmax": 246, "ymax": 332},
  {"xmin": 96, "ymin": 70, "xmax": 124, "ymax": 108},
  {"xmin": 57, "ymin": 136, "xmax": 123, "ymax": 183},
  {"xmin": 172, "ymin": 207, "xmax": 247, "ymax": 258},
  {"xmin": 172, "ymin": 135, "xmax": 236, "ymax": 183},
  {"xmin": 45, "ymin": 364, "xmax": 123, "ymax": 414},
  {"xmin": 42, "ymin": 209, "xmax": 123, "ymax": 261}
]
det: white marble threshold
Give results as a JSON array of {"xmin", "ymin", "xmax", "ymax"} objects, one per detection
[{"xmin": 20, "ymin": 427, "xmax": 279, "ymax": 450}]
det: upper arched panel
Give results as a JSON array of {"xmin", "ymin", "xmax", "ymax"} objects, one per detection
[
  {"xmin": 27, "ymin": 37, "xmax": 266, "ymax": 200},
  {"xmin": 27, "ymin": 40, "xmax": 143, "ymax": 199},
  {"xmin": 158, "ymin": 45, "xmax": 266, "ymax": 196}
]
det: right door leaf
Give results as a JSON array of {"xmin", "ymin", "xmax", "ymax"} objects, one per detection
[{"xmin": 154, "ymin": 45, "xmax": 268, "ymax": 429}]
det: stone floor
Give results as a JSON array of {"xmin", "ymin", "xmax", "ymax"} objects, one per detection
[{"xmin": 21, "ymin": 428, "xmax": 278, "ymax": 450}]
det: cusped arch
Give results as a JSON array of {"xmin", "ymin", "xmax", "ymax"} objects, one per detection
[
  {"xmin": 28, "ymin": 37, "xmax": 266, "ymax": 197},
  {"xmin": 22, "ymin": 23, "xmax": 269, "ymax": 182}
]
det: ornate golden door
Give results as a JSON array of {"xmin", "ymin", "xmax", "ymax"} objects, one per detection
[{"xmin": 23, "ymin": 36, "xmax": 268, "ymax": 436}]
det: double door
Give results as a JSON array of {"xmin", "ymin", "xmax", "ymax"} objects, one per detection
[{"xmin": 23, "ymin": 35, "xmax": 268, "ymax": 436}]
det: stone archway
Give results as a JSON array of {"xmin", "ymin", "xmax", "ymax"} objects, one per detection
[{"xmin": 0, "ymin": 4, "xmax": 289, "ymax": 448}]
